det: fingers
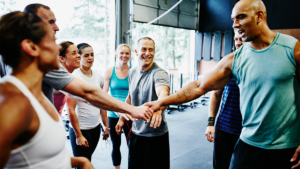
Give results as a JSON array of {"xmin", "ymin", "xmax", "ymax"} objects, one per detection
[
  {"xmin": 85, "ymin": 140, "xmax": 89, "ymax": 147},
  {"xmin": 115, "ymin": 125, "xmax": 120, "ymax": 135},
  {"xmin": 141, "ymin": 115, "xmax": 148, "ymax": 122},
  {"xmin": 123, "ymin": 115, "xmax": 129, "ymax": 121},
  {"xmin": 205, "ymin": 131, "xmax": 214, "ymax": 142},
  {"xmin": 126, "ymin": 114, "xmax": 137, "ymax": 121},
  {"xmin": 115, "ymin": 125, "xmax": 124, "ymax": 135},
  {"xmin": 210, "ymin": 133, "xmax": 215, "ymax": 142},
  {"xmin": 155, "ymin": 115, "xmax": 162, "ymax": 128},
  {"xmin": 150, "ymin": 115, "xmax": 156, "ymax": 128},
  {"xmin": 292, "ymin": 161, "xmax": 300, "ymax": 169},
  {"xmin": 292, "ymin": 147, "xmax": 300, "ymax": 162},
  {"xmin": 205, "ymin": 132, "xmax": 210, "ymax": 142}
]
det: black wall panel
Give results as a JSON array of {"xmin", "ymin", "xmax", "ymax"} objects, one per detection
[
  {"xmin": 213, "ymin": 31, "xmax": 222, "ymax": 61},
  {"xmin": 264, "ymin": 0, "xmax": 300, "ymax": 29},
  {"xmin": 199, "ymin": 0, "xmax": 300, "ymax": 32},
  {"xmin": 199, "ymin": 0, "xmax": 234, "ymax": 32},
  {"xmin": 195, "ymin": 32, "xmax": 203, "ymax": 61},
  {"xmin": 203, "ymin": 32, "xmax": 212, "ymax": 61},
  {"xmin": 224, "ymin": 31, "xmax": 233, "ymax": 56}
]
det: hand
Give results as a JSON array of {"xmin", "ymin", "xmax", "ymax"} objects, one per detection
[
  {"xmin": 115, "ymin": 118, "xmax": 125, "ymax": 135},
  {"xmin": 291, "ymin": 146, "xmax": 300, "ymax": 169},
  {"xmin": 103, "ymin": 128, "xmax": 110, "ymax": 140},
  {"xmin": 118, "ymin": 113, "xmax": 138, "ymax": 121},
  {"xmin": 72, "ymin": 157, "xmax": 94, "ymax": 169},
  {"xmin": 205, "ymin": 126, "xmax": 215, "ymax": 142},
  {"xmin": 76, "ymin": 136, "xmax": 89, "ymax": 147},
  {"xmin": 150, "ymin": 110, "xmax": 162, "ymax": 129},
  {"xmin": 144, "ymin": 100, "xmax": 163, "ymax": 112},
  {"xmin": 130, "ymin": 105, "xmax": 153, "ymax": 122}
]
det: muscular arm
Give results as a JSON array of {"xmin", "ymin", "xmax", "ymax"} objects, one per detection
[
  {"xmin": 145, "ymin": 53, "xmax": 234, "ymax": 111},
  {"xmin": 100, "ymin": 68, "xmax": 111, "ymax": 128},
  {"xmin": 99, "ymin": 86, "xmax": 109, "ymax": 134},
  {"xmin": 155, "ymin": 85, "xmax": 170, "ymax": 112},
  {"xmin": 289, "ymin": 41, "xmax": 300, "ymax": 169},
  {"xmin": 0, "ymin": 94, "xmax": 33, "ymax": 168},
  {"xmin": 62, "ymin": 77, "xmax": 152, "ymax": 120},
  {"xmin": 209, "ymin": 89, "xmax": 224, "ymax": 118},
  {"xmin": 294, "ymin": 41, "xmax": 300, "ymax": 80},
  {"xmin": 118, "ymin": 93, "xmax": 132, "ymax": 122},
  {"xmin": 150, "ymin": 85, "xmax": 170, "ymax": 128}
]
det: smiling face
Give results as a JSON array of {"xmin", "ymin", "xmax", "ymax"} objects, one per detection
[
  {"xmin": 116, "ymin": 46, "xmax": 131, "ymax": 65},
  {"xmin": 60, "ymin": 44, "xmax": 80, "ymax": 72},
  {"xmin": 135, "ymin": 38, "xmax": 155, "ymax": 70},
  {"xmin": 80, "ymin": 46, "xmax": 94, "ymax": 68}
]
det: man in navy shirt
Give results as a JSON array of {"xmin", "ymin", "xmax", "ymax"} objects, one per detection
[{"xmin": 205, "ymin": 32, "xmax": 243, "ymax": 169}]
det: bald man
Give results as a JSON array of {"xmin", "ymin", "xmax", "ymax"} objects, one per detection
[{"xmin": 145, "ymin": 0, "xmax": 300, "ymax": 168}]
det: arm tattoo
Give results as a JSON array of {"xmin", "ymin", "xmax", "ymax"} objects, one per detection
[{"xmin": 176, "ymin": 88, "xmax": 193, "ymax": 103}]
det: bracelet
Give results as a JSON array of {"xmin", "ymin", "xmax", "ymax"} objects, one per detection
[
  {"xmin": 207, "ymin": 117, "xmax": 215, "ymax": 126},
  {"xmin": 104, "ymin": 127, "xmax": 110, "ymax": 131}
]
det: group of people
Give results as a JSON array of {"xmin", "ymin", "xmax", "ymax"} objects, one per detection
[{"xmin": 0, "ymin": 0, "xmax": 300, "ymax": 169}]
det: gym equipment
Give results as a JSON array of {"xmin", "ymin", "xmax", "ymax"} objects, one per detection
[{"xmin": 166, "ymin": 74, "xmax": 190, "ymax": 114}]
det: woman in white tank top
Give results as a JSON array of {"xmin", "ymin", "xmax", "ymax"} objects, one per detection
[
  {"xmin": 67, "ymin": 43, "xmax": 110, "ymax": 164},
  {"xmin": 0, "ymin": 12, "xmax": 93, "ymax": 169}
]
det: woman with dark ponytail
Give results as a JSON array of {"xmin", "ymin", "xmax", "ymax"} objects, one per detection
[
  {"xmin": 0, "ymin": 11, "xmax": 93, "ymax": 169},
  {"xmin": 67, "ymin": 43, "xmax": 110, "ymax": 165}
]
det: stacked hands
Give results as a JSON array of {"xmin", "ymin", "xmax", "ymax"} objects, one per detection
[{"xmin": 115, "ymin": 100, "xmax": 163, "ymax": 135}]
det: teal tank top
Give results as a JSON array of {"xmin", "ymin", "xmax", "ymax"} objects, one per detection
[
  {"xmin": 108, "ymin": 66, "xmax": 129, "ymax": 118},
  {"xmin": 232, "ymin": 33, "xmax": 300, "ymax": 149}
]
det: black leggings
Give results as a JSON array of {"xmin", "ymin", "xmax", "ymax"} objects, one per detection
[
  {"xmin": 69, "ymin": 124, "xmax": 101, "ymax": 162},
  {"xmin": 108, "ymin": 117, "xmax": 132, "ymax": 166}
]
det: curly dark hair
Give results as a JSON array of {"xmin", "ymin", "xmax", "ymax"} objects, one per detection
[{"xmin": 0, "ymin": 11, "xmax": 46, "ymax": 69}]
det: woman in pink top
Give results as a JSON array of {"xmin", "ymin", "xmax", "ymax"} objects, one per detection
[{"xmin": 53, "ymin": 41, "xmax": 81, "ymax": 115}]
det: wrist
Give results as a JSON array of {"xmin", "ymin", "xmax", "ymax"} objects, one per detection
[
  {"xmin": 207, "ymin": 117, "xmax": 215, "ymax": 126},
  {"xmin": 75, "ymin": 133, "xmax": 83, "ymax": 138},
  {"xmin": 103, "ymin": 126, "xmax": 110, "ymax": 131}
]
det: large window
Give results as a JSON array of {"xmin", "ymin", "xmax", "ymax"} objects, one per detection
[
  {"xmin": 0, "ymin": 0, "xmax": 112, "ymax": 74},
  {"xmin": 131, "ymin": 23, "xmax": 195, "ymax": 92}
]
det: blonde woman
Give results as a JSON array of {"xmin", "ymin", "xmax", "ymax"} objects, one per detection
[{"xmin": 103, "ymin": 44, "xmax": 132, "ymax": 169}]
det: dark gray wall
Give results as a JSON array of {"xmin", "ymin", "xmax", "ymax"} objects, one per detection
[{"xmin": 199, "ymin": 0, "xmax": 300, "ymax": 32}]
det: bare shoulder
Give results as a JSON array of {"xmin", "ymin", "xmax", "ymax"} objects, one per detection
[
  {"xmin": 0, "ymin": 82, "xmax": 33, "ymax": 118},
  {"xmin": 0, "ymin": 85, "xmax": 33, "ymax": 132},
  {"xmin": 216, "ymin": 52, "xmax": 234, "ymax": 70},
  {"xmin": 294, "ymin": 41, "xmax": 300, "ymax": 65},
  {"xmin": 104, "ymin": 67, "xmax": 114, "ymax": 79}
]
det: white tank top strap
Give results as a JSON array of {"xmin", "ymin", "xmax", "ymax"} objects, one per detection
[
  {"xmin": 2, "ymin": 75, "xmax": 71, "ymax": 169},
  {"xmin": 3, "ymin": 75, "xmax": 46, "ymax": 150}
]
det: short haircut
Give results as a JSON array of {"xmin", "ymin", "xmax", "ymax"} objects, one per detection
[
  {"xmin": 24, "ymin": 3, "xmax": 50, "ymax": 14},
  {"xmin": 136, "ymin": 36, "xmax": 155, "ymax": 49},
  {"xmin": 0, "ymin": 11, "xmax": 46, "ymax": 69}
]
